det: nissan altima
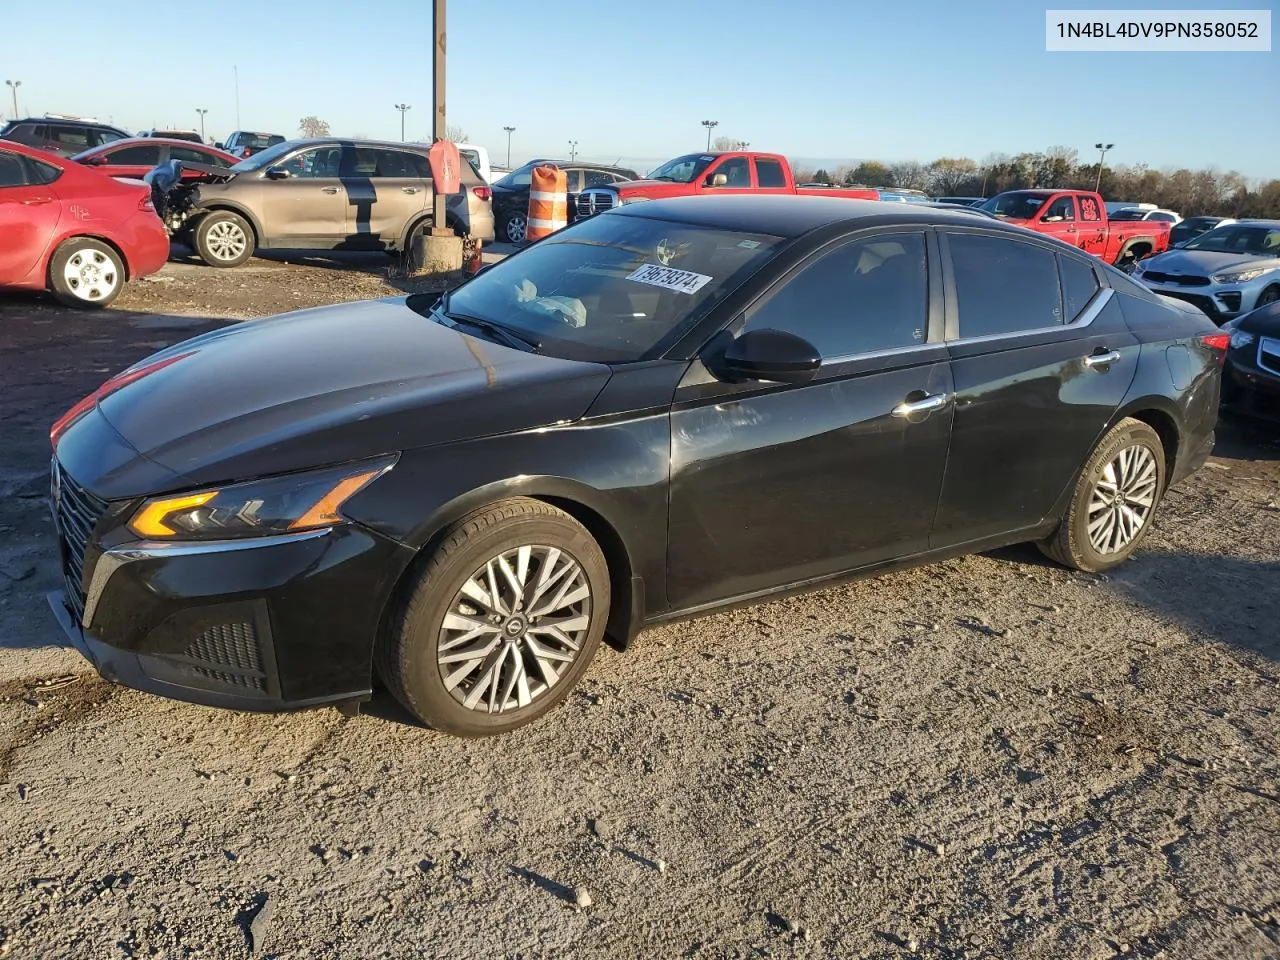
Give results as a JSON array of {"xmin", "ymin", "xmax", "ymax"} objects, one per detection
[{"xmin": 48, "ymin": 197, "xmax": 1225, "ymax": 735}]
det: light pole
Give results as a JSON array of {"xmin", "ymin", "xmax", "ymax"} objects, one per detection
[
  {"xmin": 395, "ymin": 103, "xmax": 411, "ymax": 142},
  {"xmin": 195, "ymin": 108, "xmax": 208, "ymax": 142},
  {"xmin": 701, "ymin": 119, "xmax": 718, "ymax": 150},
  {"xmin": 503, "ymin": 125, "xmax": 515, "ymax": 167},
  {"xmin": 5, "ymin": 80, "xmax": 20, "ymax": 118},
  {"xmin": 568, "ymin": 139, "xmax": 578, "ymax": 162},
  {"xmin": 1094, "ymin": 142, "xmax": 1114, "ymax": 193}
]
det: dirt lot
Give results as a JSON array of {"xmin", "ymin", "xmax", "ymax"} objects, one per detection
[{"xmin": 1, "ymin": 257, "xmax": 1278, "ymax": 960}]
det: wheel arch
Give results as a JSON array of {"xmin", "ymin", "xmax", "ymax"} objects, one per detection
[
  {"xmin": 1108, "ymin": 396, "xmax": 1183, "ymax": 481},
  {"xmin": 194, "ymin": 202, "xmax": 263, "ymax": 246},
  {"xmin": 47, "ymin": 233, "xmax": 133, "ymax": 283},
  {"xmin": 1116, "ymin": 236, "xmax": 1156, "ymax": 261},
  {"xmin": 375, "ymin": 477, "xmax": 643, "ymax": 661},
  {"xmin": 399, "ymin": 211, "xmax": 466, "ymax": 252}
]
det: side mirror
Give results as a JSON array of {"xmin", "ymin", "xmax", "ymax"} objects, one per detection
[
  {"xmin": 717, "ymin": 329, "xmax": 820, "ymax": 384},
  {"xmin": 214, "ymin": 142, "xmax": 224, "ymax": 150},
  {"xmin": 705, "ymin": 172, "xmax": 728, "ymax": 187},
  {"xmin": 265, "ymin": 166, "xmax": 291, "ymax": 180}
]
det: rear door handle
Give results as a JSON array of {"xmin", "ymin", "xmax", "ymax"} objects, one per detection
[
  {"xmin": 892, "ymin": 393, "xmax": 950, "ymax": 418},
  {"xmin": 320, "ymin": 186, "xmax": 339, "ymax": 194},
  {"xmin": 1084, "ymin": 350, "xmax": 1121, "ymax": 369},
  {"xmin": 22, "ymin": 197, "xmax": 54, "ymax": 205},
  {"xmin": 402, "ymin": 186, "xmax": 420, "ymax": 194}
]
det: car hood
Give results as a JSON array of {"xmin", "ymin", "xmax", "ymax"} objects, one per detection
[
  {"xmin": 1143, "ymin": 249, "xmax": 1280, "ymax": 275},
  {"xmin": 92, "ymin": 297, "xmax": 613, "ymax": 492}
]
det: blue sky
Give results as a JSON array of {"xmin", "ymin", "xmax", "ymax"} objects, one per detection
[{"xmin": 4, "ymin": 0, "xmax": 1276, "ymax": 178}]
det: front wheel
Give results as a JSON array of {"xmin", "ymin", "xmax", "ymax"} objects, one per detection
[
  {"xmin": 1256, "ymin": 285, "xmax": 1280, "ymax": 308},
  {"xmin": 1038, "ymin": 418, "xmax": 1166, "ymax": 572},
  {"xmin": 193, "ymin": 210, "xmax": 254, "ymax": 267},
  {"xmin": 376, "ymin": 498, "xmax": 610, "ymax": 736},
  {"xmin": 49, "ymin": 238, "xmax": 125, "ymax": 308}
]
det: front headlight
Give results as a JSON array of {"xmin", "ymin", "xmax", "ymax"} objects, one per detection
[
  {"xmin": 1211, "ymin": 266, "xmax": 1275, "ymax": 284},
  {"xmin": 128, "ymin": 456, "xmax": 396, "ymax": 540},
  {"xmin": 1229, "ymin": 330, "xmax": 1257, "ymax": 351}
]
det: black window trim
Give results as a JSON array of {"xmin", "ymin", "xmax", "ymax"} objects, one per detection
[
  {"xmin": 939, "ymin": 227, "xmax": 1114, "ymax": 344},
  {"xmin": 726, "ymin": 225, "xmax": 944, "ymax": 366}
]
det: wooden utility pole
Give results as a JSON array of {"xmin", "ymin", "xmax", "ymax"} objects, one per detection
[{"xmin": 432, "ymin": 0, "xmax": 449, "ymax": 237}]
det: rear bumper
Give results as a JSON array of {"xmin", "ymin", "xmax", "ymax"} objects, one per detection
[{"xmin": 125, "ymin": 213, "xmax": 172, "ymax": 279}]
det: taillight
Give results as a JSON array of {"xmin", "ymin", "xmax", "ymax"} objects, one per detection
[
  {"xmin": 139, "ymin": 196, "xmax": 155, "ymax": 212},
  {"xmin": 473, "ymin": 186, "xmax": 492, "ymax": 201},
  {"xmin": 50, "ymin": 352, "xmax": 194, "ymax": 448},
  {"xmin": 1199, "ymin": 332, "xmax": 1230, "ymax": 365}
]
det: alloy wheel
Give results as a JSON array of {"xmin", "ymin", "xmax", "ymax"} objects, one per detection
[
  {"xmin": 1086, "ymin": 444, "xmax": 1158, "ymax": 554},
  {"xmin": 437, "ymin": 544, "xmax": 591, "ymax": 713},
  {"xmin": 505, "ymin": 215, "xmax": 527, "ymax": 244},
  {"xmin": 62, "ymin": 249, "xmax": 119, "ymax": 302},
  {"xmin": 205, "ymin": 220, "xmax": 248, "ymax": 261}
]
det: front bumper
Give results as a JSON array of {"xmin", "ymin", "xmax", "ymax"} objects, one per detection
[{"xmin": 48, "ymin": 524, "xmax": 414, "ymax": 713}]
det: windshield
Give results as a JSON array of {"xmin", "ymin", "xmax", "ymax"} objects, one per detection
[
  {"xmin": 1183, "ymin": 225, "xmax": 1280, "ymax": 256},
  {"xmin": 979, "ymin": 192, "xmax": 1051, "ymax": 219},
  {"xmin": 647, "ymin": 154, "xmax": 715, "ymax": 183},
  {"xmin": 230, "ymin": 140, "xmax": 299, "ymax": 172},
  {"xmin": 423, "ymin": 214, "xmax": 785, "ymax": 363}
]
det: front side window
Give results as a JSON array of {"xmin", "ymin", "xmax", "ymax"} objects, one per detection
[
  {"xmin": 1042, "ymin": 195, "xmax": 1076, "ymax": 222},
  {"xmin": 979, "ymin": 191, "xmax": 1051, "ymax": 220},
  {"xmin": 708, "ymin": 157, "xmax": 750, "ymax": 187},
  {"xmin": 276, "ymin": 145, "xmax": 342, "ymax": 178},
  {"xmin": 949, "ymin": 233, "xmax": 1063, "ymax": 337},
  {"xmin": 430, "ymin": 215, "xmax": 784, "ymax": 363},
  {"xmin": 755, "ymin": 158, "xmax": 785, "ymax": 188},
  {"xmin": 171, "ymin": 146, "xmax": 220, "ymax": 165},
  {"xmin": 50, "ymin": 126, "xmax": 90, "ymax": 150},
  {"xmin": 104, "ymin": 144, "xmax": 162, "ymax": 165},
  {"xmin": 93, "ymin": 129, "xmax": 125, "ymax": 146},
  {"xmin": 742, "ymin": 233, "xmax": 929, "ymax": 358},
  {"xmin": 583, "ymin": 169, "xmax": 615, "ymax": 188}
]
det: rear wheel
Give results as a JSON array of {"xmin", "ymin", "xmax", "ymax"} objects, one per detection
[
  {"xmin": 193, "ymin": 210, "xmax": 253, "ymax": 267},
  {"xmin": 49, "ymin": 238, "xmax": 124, "ymax": 308},
  {"xmin": 376, "ymin": 498, "xmax": 610, "ymax": 736},
  {"xmin": 503, "ymin": 213, "xmax": 527, "ymax": 244},
  {"xmin": 1038, "ymin": 418, "xmax": 1166, "ymax": 572}
]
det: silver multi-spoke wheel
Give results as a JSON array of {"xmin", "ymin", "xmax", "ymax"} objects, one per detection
[
  {"xmin": 505, "ymin": 215, "xmax": 527, "ymax": 244},
  {"xmin": 62, "ymin": 248, "xmax": 119, "ymax": 302},
  {"xmin": 204, "ymin": 219, "xmax": 248, "ymax": 261},
  {"xmin": 438, "ymin": 545, "xmax": 591, "ymax": 714},
  {"xmin": 1086, "ymin": 444, "xmax": 1158, "ymax": 555}
]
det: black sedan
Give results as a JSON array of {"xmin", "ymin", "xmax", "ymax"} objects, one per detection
[
  {"xmin": 1221, "ymin": 300, "xmax": 1280, "ymax": 417},
  {"xmin": 48, "ymin": 197, "xmax": 1224, "ymax": 736},
  {"xmin": 491, "ymin": 159, "xmax": 638, "ymax": 244}
]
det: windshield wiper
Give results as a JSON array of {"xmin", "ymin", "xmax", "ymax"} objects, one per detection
[{"xmin": 437, "ymin": 294, "xmax": 541, "ymax": 352}]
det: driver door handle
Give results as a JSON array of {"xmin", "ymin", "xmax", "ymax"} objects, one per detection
[
  {"xmin": 402, "ymin": 186, "xmax": 420, "ymax": 194},
  {"xmin": 22, "ymin": 196, "xmax": 53, "ymax": 205},
  {"xmin": 1084, "ymin": 350, "xmax": 1121, "ymax": 369},
  {"xmin": 892, "ymin": 393, "xmax": 950, "ymax": 418},
  {"xmin": 320, "ymin": 186, "xmax": 339, "ymax": 194}
]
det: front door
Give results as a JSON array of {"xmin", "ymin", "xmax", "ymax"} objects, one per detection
[
  {"xmin": 0, "ymin": 149, "xmax": 62, "ymax": 285},
  {"xmin": 931, "ymin": 231, "xmax": 1139, "ymax": 546},
  {"xmin": 667, "ymin": 230, "xmax": 953, "ymax": 610},
  {"xmin": 257, "ymin": 144, "xmax": 347, "ymax": 245},
  {"xmin": 696, "ymin": 155, "xmax": 755, "ymax": 195},
  {"xmin": 1036, "ymin": 193, "xmax": 1081, "ymax": 248}
]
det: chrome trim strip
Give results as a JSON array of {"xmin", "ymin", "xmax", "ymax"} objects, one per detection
[
  {"xmin": 947, "ymin": 286, "xmax": 1114, "ymax": 347},
  {"xmin": 80, "ymin": 528, "xmax": 331, "ymax": 629},
  {"xmin": 821, "ymin": 340, "xmax": 943, "ymax": 366}
]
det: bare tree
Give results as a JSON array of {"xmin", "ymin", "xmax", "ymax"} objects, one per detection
[
  {"xmin": 711, "ymin": 135, "xmax": 741, "ymax": 152},
  {"xmin": 298, "ymin": 116, "xmax": 331, "ymax": 137},
  {"xmin": 446, "ymin": 124, "xmax": 469, "ymax": 143},
  {"xmin": 927, "ymin": 157, "xmax": 979, "ymax": 194},
  {"xmin": 889, "ymin": 160, "xmax": 929, "ymax": 191}
]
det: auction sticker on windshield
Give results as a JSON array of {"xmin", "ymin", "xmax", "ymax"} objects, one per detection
[{"xmin": 627, "ymin": 264, "xmax": 713, "ymax": 295}]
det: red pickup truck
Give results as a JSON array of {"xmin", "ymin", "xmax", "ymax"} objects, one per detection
[
  {"xmin": 574, "ymin": 151, "xmax": 878, "ymax": 218},
  {"xmin": 978, "ymin": 189, "xmax": 1170, "ymax": 269}
]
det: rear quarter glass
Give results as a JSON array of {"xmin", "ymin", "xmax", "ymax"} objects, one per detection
[{"xmin": 1116, "ymin": 289, "xmax": 1214, "ymax": 340}]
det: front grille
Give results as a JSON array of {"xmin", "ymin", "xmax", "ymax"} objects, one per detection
[
  {"xmin": 1144, "ymin": 271, "xmax": 1210, "ymax": 286},
  {"xmin": 1260, "ymin": 337, "xmax": 1280, "ymax": 378},
  {"xmin": 574, "ymin": 188, "xmax": 619, "ymax": 220},
  {"xmin": 183, "ymin": 622, "xmax": 267, "ymax": 693},
  {"xmin": 51, "ymin": 459, "xmax": 108, "ymax": 620}
]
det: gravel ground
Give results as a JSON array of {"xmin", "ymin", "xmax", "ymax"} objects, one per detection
[{"xmin": 1, "ymin": 260, "xmax": 1278, "ymax": 960}]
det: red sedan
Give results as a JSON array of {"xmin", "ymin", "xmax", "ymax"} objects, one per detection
[
  {"xmin": 0, "ymin": 140, "xmax": 170, "ymax": 308},
  {"xmin": 70, "ymin": 137, "xmax": 238, "ymax": 182}
]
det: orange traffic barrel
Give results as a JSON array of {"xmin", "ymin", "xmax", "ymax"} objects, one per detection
[{"xmin": 526, "ymin": 165, "xmax": 568, "ymax": 242}]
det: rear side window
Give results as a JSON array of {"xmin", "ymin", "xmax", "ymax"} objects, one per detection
[
  {"xmin": 171, "ymin": 146, "xmax": 218, "ymax": 165},
  {"xmin": 743, "ymin": 233, "xmax": 929, "ymax": 358},
  {"xmin": 50, "ymin": 126, "xmax": 90, "ymax": 150},
  {"xmin": 2, "ymin": 123, "xmax": 39, "ymax": 144},
  {"xmin": 25, "ymin": 156, "xmax": 61, "ymax": 185},
  {"xmin": 583, "ymin": 169, "xmax": 615, "ymax": 188},
  {"xmin": 1060, "ymin": 256, "xmax": 1101, "ymax": 321},
  {"xmin": 756, "ymin": 158, "xmax": 786, "ymax": 188},
  {"xmin": 93, "ymin": 129, "xmax": 125, "ymax": 146},
  {"xmin": 948, "ymin": 233, "xmax": 1063, "ymax": 337},
  {"xmin": 105, "ymin": 144, "xmax": 162, "ymax": 165},
  {"xmin": 1079, "ymin": 195, "xmax": 1102, "ymax": 222},
  {"xmin": 0, "ymin": 151, "xmax": 27, "ymax": 186}
]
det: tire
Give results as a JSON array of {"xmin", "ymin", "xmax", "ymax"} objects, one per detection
[
  {"xmin": 193, "ymin": 210, "xmax": 254, "ymax": 267},
  {"xmin": 503, "ymin": 213, "xmax": 527, "ymax": 245},
  {"xmin": 376, "ymin": 497, "xmax": 610, "ymax": 736},
  {"xmin": 1257, "ymin": 285, "xmax": 1280, "ymax": 308},
  {"xmin": 49, "ymin": 238, "xmax": 125, "ymax": 308},
  {"xmin": 1038, "ymin": 418, "xmax": 1166, "ymax": 572}
]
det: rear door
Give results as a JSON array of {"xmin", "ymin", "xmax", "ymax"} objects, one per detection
[
  {"xmin": 344, "ymin": 146, "xmax": 429, "ymax": 247},
  {"xmin": 931, "ymin": 230, "xmax": 1139, "ymax": 546},
  {"xmin": 752, "ymin": 157, "xmax": 790, "ymax": 195},
  {"xmin": 0, "ymin": 149, "xmax": 62, "ymax": 284},
  {"xmin": 667, "ymin": 229, "xmax": 953, "ymax": 608},
  {"xmin": 257, "ymin": 144, "xmax": 347, "ymax": 245},
  {"xmin": 1077, "ymin": 194, "xmax": 1108, "ymax": 257}
]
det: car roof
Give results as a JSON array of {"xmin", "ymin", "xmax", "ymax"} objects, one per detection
[
  {"xmin": 81, "ymin": 137, "xmax": 231, "ymax": 153},
  {"xmin": 611, "ymin": 195, "xmax": 1033, "ymax": 238},
  {"xmin": 0, "ymin": 138, "xmax": 65, "ymax": 164}
]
